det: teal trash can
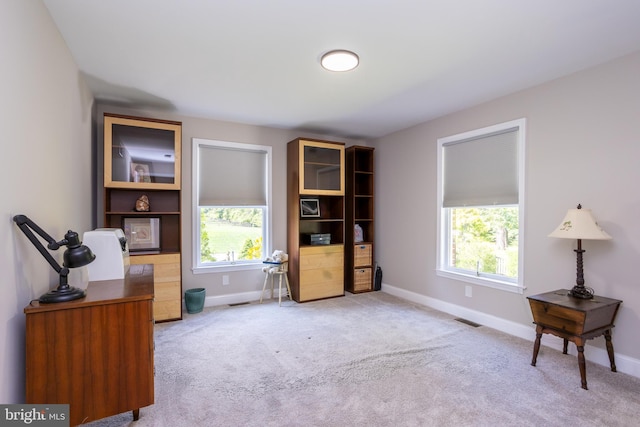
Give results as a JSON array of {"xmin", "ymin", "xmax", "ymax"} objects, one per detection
[{"xmin": 185, "ymin": 288, "xmax": 206, "ymax": 314}]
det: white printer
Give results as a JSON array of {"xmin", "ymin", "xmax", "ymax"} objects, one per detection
[{"xmin": 82, "ymin": 228, "xmax": 130, "ymax": 281}]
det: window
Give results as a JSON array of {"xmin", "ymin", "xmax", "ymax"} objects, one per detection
[
  {"xmin": 436, "ymin": 119, "xmax": 525, "ymax": 293},
  {"xmin": 192, "ymin": 138, "xmax": 271, "ymax": 272}
]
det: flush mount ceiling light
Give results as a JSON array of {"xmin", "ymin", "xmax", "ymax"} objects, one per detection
[{"xmin": 321, "ymin": 50, "xmax": 359, "ymax": 72}]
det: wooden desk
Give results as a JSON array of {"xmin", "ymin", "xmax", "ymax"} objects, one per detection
[
  {"xmin": 527, "ymin": 289, "xmax": 622, "ymax": 390},
  {"xmin": 24, "ymin": 264, "xmax": 155, "ymax": 426}
]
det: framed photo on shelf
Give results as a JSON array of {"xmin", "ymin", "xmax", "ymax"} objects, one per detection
[
  {"xmin": 130, "ymin": 162, "xmax": 152, "ymax": 183},
  {"xmin": 123, "ymin": 217, "xmax": 160, "ymax": 252},
  {"xmin": 300, "ymin": 198, "xmax": 320, "ymax": 218}
]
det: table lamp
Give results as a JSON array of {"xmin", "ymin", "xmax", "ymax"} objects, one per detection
[
  {"xmin": 13, "ymin": 214, "xmax": 96, "ymax": 303},
  {"xmin": 548, "ymin": 204, "xmax": 611, "ymax": 299}
]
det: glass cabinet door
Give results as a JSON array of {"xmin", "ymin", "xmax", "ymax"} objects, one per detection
[
  {"xmin": 299, "ymin": 140, "xmax": 344, "ymax": 195},
  {"xmin": 104, "ymin": 114, "xmax": 181, "ymax": 189}
]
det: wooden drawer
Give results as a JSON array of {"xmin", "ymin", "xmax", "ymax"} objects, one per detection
[
  {"xmin": 299, "ymin": 245, "xmax": 344, "ymax": 301},
  {"xmin": 354, "ymin": 267, "xmax": 372, "ymax": 292},
  {"xmin": 529, "ymin": 300, "xmax": 585, "ymax": 335},
  {"xmin": 354, "ymin": 243, "xmax": 372, "ymax": 266},
  {"xmin": 300, "ymin": 245, "xmax": 343, "ymax": 269},
  {"xmin": 154, "ymin": 299, "xmax": 182, "ymax": 322},
  {"xmin": 155, "ymin": 281, "xmax": 180, "ymax": 302}
]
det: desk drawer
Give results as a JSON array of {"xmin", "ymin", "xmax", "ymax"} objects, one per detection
[{"xmin": 529, "ymin": 300, "xmax": 585, "ymax": 335}]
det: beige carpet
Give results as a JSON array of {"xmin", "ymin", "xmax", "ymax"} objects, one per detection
[{"xmin": 86, "ymin": 292, "xmax": 640, "ymax": 426}]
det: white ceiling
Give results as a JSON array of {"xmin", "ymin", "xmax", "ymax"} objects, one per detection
[{"xmin": 43, "ymin": 0, "xmax": 640, "ymax": 140}]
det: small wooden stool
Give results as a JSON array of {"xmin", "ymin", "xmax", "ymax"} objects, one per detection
[{"xmin": 260, "ymin": 262, "xmax": 291, "ymax": 306}]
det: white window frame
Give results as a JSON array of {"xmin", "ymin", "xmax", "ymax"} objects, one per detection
[
  {"xmin": 436, "ymin": 118, "xmax": 526, "ymax": 294},
  {"xmin": 192, "ymin": 138, "xmax": 272, "ymax": 274}
]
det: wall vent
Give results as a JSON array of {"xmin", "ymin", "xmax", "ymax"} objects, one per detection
[
  {"xmin": 455, "ymin": 318, "xmax": 481, "ymax": 327},
  {"xmin": 229, "ymin": 302, "xmax": 250, "ymax": 307}
]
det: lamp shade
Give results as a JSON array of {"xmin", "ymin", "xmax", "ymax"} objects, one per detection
[
  {"xmin": 62, "ymin": 230, "xmax": 96, "ymax": 268},
  {"xmin": 548, "ymin": 206, "xmax": 611, "ymax": 240}
]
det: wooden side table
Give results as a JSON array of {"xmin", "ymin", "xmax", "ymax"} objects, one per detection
[{"xmin": 527, "ymin": 289, "xmax": 622, "ymax": 390}]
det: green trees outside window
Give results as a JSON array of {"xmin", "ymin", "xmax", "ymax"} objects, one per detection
[
  {"xmin": 199, "ymin": 207, "xmax": 263, "ymax": 264},
  {"xmin": 448, "ymin": 206, "xmax": 518, "ymax": 279}
]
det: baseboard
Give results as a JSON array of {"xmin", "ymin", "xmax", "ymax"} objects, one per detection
[
  {"xmin": 381, "ymin": 282, "xmax": 640, "ymax": 379},
  {"xmin": 186, "ymin": 289, "xmax": 288, "ymax": 309}
]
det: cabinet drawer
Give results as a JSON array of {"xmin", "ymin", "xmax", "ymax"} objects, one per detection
[
  {"xmin": 299, "ymin": 267, "xmax": 343, "ymax": 300},
  {"xmin": 155, "ymin": 281, "xmax": 180, "ymax": 302},
  {"xmin": 300, "ymin": 245, "xmax": 343, "ymax": 270},
  {"xmin": 299, "ymin": 245, "xmax": 343, "ymax": 300},
  {"xmin": 354, "ymin": 268, "xmax": 372, "ymax": 292},
  {"xmin": 131, "ymin": 253, "xmax": 180, "ymax": 265},
  {"xmin": 154, "ymin": 299, "xmax": 182, "ymax": 322},
  {"xmin": 529, "ymin": 301, "xmax": 585, "ymax": 335},
  {"xmin": 354, "ymin": 244, "xmax": 372, "ymax": 266},
  {"xmin": 131, "ymin": 253, "xmax": 181, "ymax": 282}
]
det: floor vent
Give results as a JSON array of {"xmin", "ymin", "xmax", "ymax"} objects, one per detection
[
  {"xmin": 455, "ymin": 318, "xmax": 481, "ymax": 328},
  {"xmin": 229, "ymin": 302, "xmax": 250, "ymax": 307}
]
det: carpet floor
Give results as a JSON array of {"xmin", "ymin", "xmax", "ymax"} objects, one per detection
[{"xmin": 85, "ymin": 292, "xmax": 640, "ymax": 426}]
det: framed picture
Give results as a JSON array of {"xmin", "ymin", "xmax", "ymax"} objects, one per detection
[
  {"xmin": 123, "ymin": 217, "xmax": 160, "ymax": 252},
  {"xmin": 300, "ymin": 198, "xmax": 320, "ymax": 217},
  {"xmin": 130, "ymin": 162, "xmax": 152, "ymax": 183}
]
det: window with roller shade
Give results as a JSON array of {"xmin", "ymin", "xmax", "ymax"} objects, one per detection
[
  {"xmin": 436, "ymin": 119, "xmax": 525, "ymax": 292},
  {"xmin": 193, "ymin": 138, "xmax": 271, "ymax": 270}
]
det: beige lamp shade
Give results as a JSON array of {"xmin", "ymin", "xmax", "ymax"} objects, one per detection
[{"xmin": 548, "ymin": 206, "xmax": 611, "ymax": 240}]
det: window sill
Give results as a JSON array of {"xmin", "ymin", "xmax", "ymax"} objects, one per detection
[
  {"xmin": 192, "ymin": 262, "xmax": 264, "ymax": 275},
  {"xmin": 436, "ymin": 269, "xmax": 525, "ymax": 294}
]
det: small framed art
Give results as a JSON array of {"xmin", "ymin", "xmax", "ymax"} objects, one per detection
[
  {"xmin": 123, "ymin": 217, "xmax": 160, "ymax": 252},
  {"xmin": 300, "ymin": 198, "xmax": 320, "ymax": 218},
  {"xmin": 130, "ymin": 162, "xmax": 152, "ymax": 183}
]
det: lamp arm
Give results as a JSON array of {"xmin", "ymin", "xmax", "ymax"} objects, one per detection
[{"xmin": 13, "ymin": 214, "xmax": 65, "ymax": 277}]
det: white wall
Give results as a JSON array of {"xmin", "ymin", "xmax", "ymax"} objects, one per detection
[
  {"xmin": 373, "ymin": 51, "xmax": 640, "ymax": 366},
  {"xmin": 0, "ymin": 1, "xmax": 94, "ymax": 403}
]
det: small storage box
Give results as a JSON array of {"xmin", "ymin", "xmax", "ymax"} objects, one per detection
[
  {"xmin": 306, "ymin": 233, "xmax": 331, "ymax": 245},
  {"xmin": 354, "ymin": 243, "xmax": 372, "ymax": 266},
  {"xmin": 354, "ymin": 268, "xmax": 372, "ymax": 292}
]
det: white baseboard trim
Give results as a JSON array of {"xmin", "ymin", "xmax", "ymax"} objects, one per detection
[
  {"xmin": 381, "ymin": 282, "xmax": 640, "ymax": 380},
  {"xmin": 182, "ymin": 291, "xmax": 260, "ymax": 309},
  {"xmin": 185, "ymin": 289, "xmax": 285, "ymax": 309}
]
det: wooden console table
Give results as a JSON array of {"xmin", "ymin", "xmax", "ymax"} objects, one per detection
[
  {"xmin": 527, "ymin": 289, "xmax": 622, "ymax": 390},
  {"xmin": 24, "ymin": 264, "xmax": 155, "ymax": 426}
]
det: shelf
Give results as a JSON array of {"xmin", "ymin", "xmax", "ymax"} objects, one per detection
[
  {"xmin": 345, "ymin": 146, "xmax": 375, "ymax": 293},
  {"xmin": 106, "ymin": 211, "xmax": 180, "ymax": 215},
  {"xmin": 304, "ymin": 162, "xmax": 340, "ymax": 168},
  {"xmin": 102, "ymin": 113, "xmax": 183, "ymax": 321},
  {"xmin": 288, "ymin": 138, "xmax": 346, "ymax": 302}
]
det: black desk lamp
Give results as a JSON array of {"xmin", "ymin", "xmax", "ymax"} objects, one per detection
[{"xmin": 13, "ymin": 214, "xmax": 96, "ymax": 303}]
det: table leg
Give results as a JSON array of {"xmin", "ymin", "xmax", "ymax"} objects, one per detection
[
  {"xmin": 531, "ymin": 325, "xmax": 542, "ymax": 366},
  {"xmin": 576, "ymin": 344, "xmax": 588, "ymax": 390},
  {"xmin": 604, "ymin": 329, "xmax": 617, "ymax": 372},
  {"xmin": 260, "ymin": 272, "xmax": 269, "ymax": 303},
  {"xmin": 563, "ymin": 339, "xmax": 568, "ymax": 355},
  {"xmin": 133, "ymin": 409, "xmax": 140, "ymax": 421}
]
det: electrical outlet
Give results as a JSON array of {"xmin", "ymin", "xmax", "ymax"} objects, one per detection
[
  {"xmin": 465, "ymin": 285, "xmax": 472, "ymax": 298},
  {"xmin": 222, "ymin": 275, "xmax": 230, "ymax": 286}
]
